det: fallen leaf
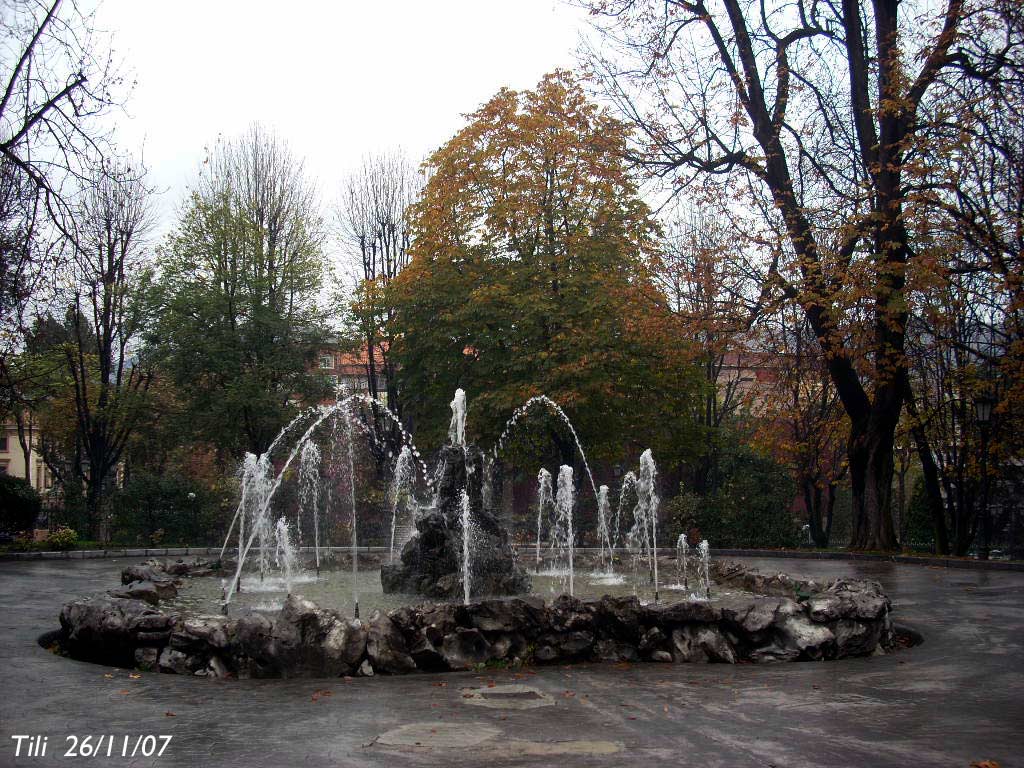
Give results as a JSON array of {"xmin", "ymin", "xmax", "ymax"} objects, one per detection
[
  {"xmin": 129, "ymin": 673, "xmax": 141, "ymax": 680},
  {"xmin": 165, "ymin": 712, "xmax": 176, "ymax": 717}
]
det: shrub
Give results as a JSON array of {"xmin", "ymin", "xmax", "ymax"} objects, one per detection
[
  {"xmin": 0, "ymin": 474, "xmax": 41, "ymax": 533},
  {"xmin": 904, "ymin": 476, "xmax": 937, "ymax": 549},
  {"xmin": 45, "ymin": 526, "xmax": 79, "ymax": 551},
  {"xmin": 110, "ymin": 472, "xmax": 229, "ymax": 546},
  {"xmin": 666, "ymin": 444, "xmax": 800, "ymax": 548}
]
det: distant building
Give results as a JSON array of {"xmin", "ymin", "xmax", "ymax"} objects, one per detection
[
  {"xmin": 0, "ymin": 418, "xmax": 54, "ymax": 494},
  {"xmin": 313, "ymin": 340, "xmax": 389, "ymax": 404}
]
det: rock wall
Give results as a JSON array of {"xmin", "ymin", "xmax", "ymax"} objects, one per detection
[{"xmin": 56, "ymin": 560, "xmax": 896, "ymax": 679}]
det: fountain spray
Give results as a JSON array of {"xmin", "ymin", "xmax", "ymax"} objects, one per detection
[
  {"xmin": 555, "ymin": 465, "xmax": 575, "ymax": 597},
  {"xmin": 535, "ymin": 468, "xmax": 554, "ymax": 573},
  {"xmin": 460, "ymin": 489, "xmax": 473, "ymax": 605},
  {"xmin": 343, "ymin": 400, "xmax": 360, "ymax": 619},
  {"xmin": 298, "ymin": 440, "xmax": 322, "ymax": 576},
  {"xmin": 637, "ymin": 450, "xmax": 660, "ymax": 602}
]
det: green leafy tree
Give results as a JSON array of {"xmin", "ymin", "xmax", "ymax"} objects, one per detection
[{"xmin": 151, "ymin": 125, "xmax": 330, "ymax": 458}]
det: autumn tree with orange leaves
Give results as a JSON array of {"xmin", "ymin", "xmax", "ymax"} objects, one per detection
[{"xmin": 389, "ymin": 71, "xmax": 702, "ymax": 470}]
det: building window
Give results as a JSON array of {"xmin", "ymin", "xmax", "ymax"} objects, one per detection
[
  {"xmin": 0, "ymin": 461, "xmax": 8, "ymax": 475},
  {"xmin": 326, "ymin": 374, "xmax": 338, "ymax": 386},
  {"xmin": 319, "ymin": 355, "xmax": 334, "ymax": 370},
  {"xmin": 0, "ymin": 434, "xmax": 8, "ymax": 452}
]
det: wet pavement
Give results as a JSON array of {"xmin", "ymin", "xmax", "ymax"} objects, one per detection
[{"xmin": 0, "ymin": 556, "xmax": 1021, "ymax": 767}]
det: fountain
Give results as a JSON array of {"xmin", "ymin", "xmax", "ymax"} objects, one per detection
[
  {"xmin": 273, "ymin": 517, "xmax": 298, "ymax": 594},
  {"xmin": 697, "ymin": 539, "xmax": 711, "ymax": 599},
  {"xmin": 552, "ymin": 465, "xmax": 576, "ymax": 596},
  {"xmin": 459, "ymin": 489, "xmax": 473, "ymax": 604},
  {"xmin": 595, "ymin": 484, "xmax": 612, "ymax": 571},
  {"xmin": 636, "ymin": 449, "xmax": 660, "ymax": 602},
  {"xmin": 387, "ymin": 446, "xmax": 418, "ymax": 563},
  {"xmin": 297, "ymin": 441, "xmax": 322, "ymax": 573},
  {"xmin": 219, "ymin": 389, "xmax": 675, "ymax": 611},
  {"xmin": 614, "ymin": 471, "xmax": 637, "ymax": 555},
  {"xmin": 676, "ymin": 534, "xmax": 689, "ymax": 591},
  {"xmin": 218, "ymin": 393, "xmax": 433, "ymax": 615},
  {"xmin": 534, "ymin": 468, "xmax": 555, "ymax": 572},
  {"xmin": 380, "ymin": 391, "xmax": 530, "ymax": 598},
  {"xmin": 54, "ymin": 388, "xmax": 904, "ymax": 679}
]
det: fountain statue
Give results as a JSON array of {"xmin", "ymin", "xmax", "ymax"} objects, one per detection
[{"xmin": 380, "ymin": 390, "xmax": 530, "ymax": 600}]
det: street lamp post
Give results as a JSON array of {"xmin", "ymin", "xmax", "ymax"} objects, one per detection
[{"xmin": 973, "ymin": 394, "xmax": 994, "ymax": 561}]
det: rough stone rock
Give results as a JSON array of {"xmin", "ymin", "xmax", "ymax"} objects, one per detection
[
  {"xmin": 109, "ymin": 580, "xmax": 168, "ymax": 605},
  {"xmin": 330, "ymin": 620, "xmax": 369, "ymax": 670},
  {"xmin": 441, "ymin": 627, "xmax": 493, "ymax": 669},
  {"xmin": 593, "ymin": 595, "xmax": 643, "ymax": 643},
  {"xmin": 407, "ymin": 635, "xmax": 448, "ymax": 671},
  {"xmin": 591, "ymin": 638, "xmax": 640, "ymax": 663},
  {"xmin": 825, "ymin": 579, "xmax": 890, "ymax": 620},
  {"xmin": 721, "ymin": 597, "xmax": 784, "ymax": 634},
  {"xmin": 467, "ymin": 598, "xmax": 544, "ymax": 635},
  {"xmin": 638, "ymin": 626, "xmax": 668, "ymax": 655},
  {"xmin": 833, "ymin": 619, "xmax": 881, "ymax": 658},
  {"xmin": 534, "ymin": 644, "xmax": 558, "ymax": 662},
  {"xmin": 182, "ymin": 614, "xmax": 234, "ymax": 651},
  {"xmin": 646, "ymin": 600, "xmax": 721, "ymax": 625},
  {"xmin": 158, "ymin": 647, "xmax": 202, "ymax": 675},
  {"xmin": 135, "ymin": 630, "xmax": 172, "ymax": 645},
  {"xmin": 207, "ymin": 655, "xmax": 230, "ymax": 679},
  {"xmin": 134, "ymin": 647, "xmax": 160, "ymax": 670},
  {"xmin": 777, "ymin": 615, "xmax": 835, "ymax": 660},
  {"xmin": 232, "ymin": 613, "xmax": 278, "ymax": 676},
  {"xmin": 273, "ymin": 595, "xmax": 367, "ymax": 676},
  {"xmin": 121, "ymin": 564, "xmax": 175, "ymax": 586},
  {"xmin": 747, "ymin": 643, "xmax": 800, "ymax": 663},
  {"xmin": 60, "ymin": 596, "xmax": 166, "ymax": 667},
  {"xmin": 366, "ymin": 612, "xmax": 416, "ymax": 674},
  {"xmin": 542, "ymin": 630, "xmax": 594, "ymax": 658},
  {"xmin": 650, "ymin": 650, "xmax": 673, "ymax": 663},
  {"xmin": 380, "ymin": 445, "xmax": 530, "ymax": 599},
  {"xmin": 486, "ymin": 632, "xmax": 527, "ymax": 660},
  {"xmin": 671, "ymin": 625, "xmax": 736, "ymax": 663},
  {"xmin": 806, "ymin": 594, "xmax": 844, "ymax": 622},
  {"xmin": 357, "ymin": 659, "xmax": 374, "ymax": 677},
  {"xmin": 548, "ymin": 595, "xmax": 594, "ymax": 634},
  {"xmin": 418, "ymin": 604, "xmax": 463, "ymax": 646}
]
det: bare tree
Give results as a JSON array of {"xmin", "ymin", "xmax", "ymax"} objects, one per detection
[
  {"xmin": 656, "ymin": 209, "xmax": 762, "ymax": 491},
  {"xmin": 1, "ymin": 0, "xmax": 125, "ymax": 428},
  {"xmin": 64, "ymin": 163, "xmax": 154, "ymax": 541},
  {"xmin": 583, "ymin": 0, "xmax": 1022, "ymax": 549},
  {"xmin": 335, "ymin": 150, "xmax": 421, "ymax": 428}
]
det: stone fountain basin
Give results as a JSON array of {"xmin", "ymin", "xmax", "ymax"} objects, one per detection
[{"xmin": 53, "ymin": 558, "xmax": 897, "ymax": 679}]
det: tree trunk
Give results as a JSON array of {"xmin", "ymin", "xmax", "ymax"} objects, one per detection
[
  {"xmin": 904, "ymin": 386, "xmax": 950, "ymax": 553},
  {"xmin": 805, "ymin": 481, "xmax": 832, "ymax": 548},
  {"xmin": 847, "ymin": 412, "xmax": 900, "ymax": 550}
]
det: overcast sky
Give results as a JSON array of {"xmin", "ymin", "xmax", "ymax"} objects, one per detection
[{"xmin": 93, "ymin": 0, "xmax": 593, "ymax": 230}]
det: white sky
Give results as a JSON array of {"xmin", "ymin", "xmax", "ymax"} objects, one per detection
[{"xmin": 93, "ymin": 0, "xmax": 593, "ymax": 231}]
